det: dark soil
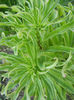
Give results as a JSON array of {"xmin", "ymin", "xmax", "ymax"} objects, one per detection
[{"xmin": 0, "ymin": 46, "xmax": 13, "ymax": 54}]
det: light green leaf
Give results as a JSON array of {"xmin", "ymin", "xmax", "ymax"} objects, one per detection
[
  {"xmin": 47, "ymin": 45, "xmax": 74, "ymax": 54},
  {"xmin": 44, "ymin": 20, "xmax": 74, "ymax": 41}
]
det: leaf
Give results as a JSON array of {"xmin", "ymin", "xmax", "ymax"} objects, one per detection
[
  {"xmin": 44, "ymin": 20, "xmax": 74, "ymax": 41},
  {"xmin": 55, "ymin": 83, "xmax": 66, "ymax": 100},
  {"xmin": 46, "ymin": 10, "xmax": 71, "ymax": 27},
  {"xmin": 18, "ymin": 12, "xmax": 35, "ymax": 24},
  {"xmin": 47, "ymin": 45, "xmax": 74, "ymax": 54},
  {"xmin": 41, "ymin": 74, "xmax": 56, "ymax": 100},
  {"xmin": 0, "ymin": 4, "xmax": 8, "ymax": 8},
  {"xmin": 11, "ymin": 6, "xmax": 20, "ymax": 12},
  {"xmin": 48, "ymin": 69, "xmax": 74, "ymax": 94},
  {"xmin": 41, "ymin": 0, "xmax": 59, "ymax": 23},
  {"xmin": 0, "ymin": 22, "xmax": 11, "ymax": 26}
]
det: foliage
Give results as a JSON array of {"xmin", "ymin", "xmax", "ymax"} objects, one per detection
[
  {"xmin": 0, "ymin": 0, "xmax": 17, "ymax": 6},
  {"xmin": 0, "ymin": 0, "xmax": 74, "ymax": 100},
  {"xmin": 60, "ymin": 0, "xmax": 74, "ymax": 5}
]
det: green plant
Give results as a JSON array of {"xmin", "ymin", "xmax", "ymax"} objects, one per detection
[
  {"xmin": 0, "ymin": 0, "xmax": 74, "ymax": 100},
  {"xmin": 0, "ymin": 0, "xmax": 17, "ymax": 6},
  {"xmin": 60, "ymin": 0, "xmax": 74, "ymax": 5}
]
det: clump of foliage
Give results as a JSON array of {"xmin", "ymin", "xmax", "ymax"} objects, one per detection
[
  {"xmin": 0, "ymin": 0, "xmax": 74, "ymax": 100},
  {"xmin": 0, "ymin": 0, "xmax": 17, "ymax": 6},
  {"xmin": 60, "ymin": 0, "xmax": 74, "ymax": 5}
]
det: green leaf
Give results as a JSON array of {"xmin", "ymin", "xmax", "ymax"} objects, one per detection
[
  {"xmin": 44, "ymin": 20, "xmax": 74, "ymax": 41},
  {"xmin": 0, "ymin": 4, "xmax": 8, "ymax": 8},
  {"xmin": 48, "ymin": 69, "xmax": 74, "ymax": 94},
  {"xmin": 47, "ymin": 45, "xmax": 74, "ymax": 54}
]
